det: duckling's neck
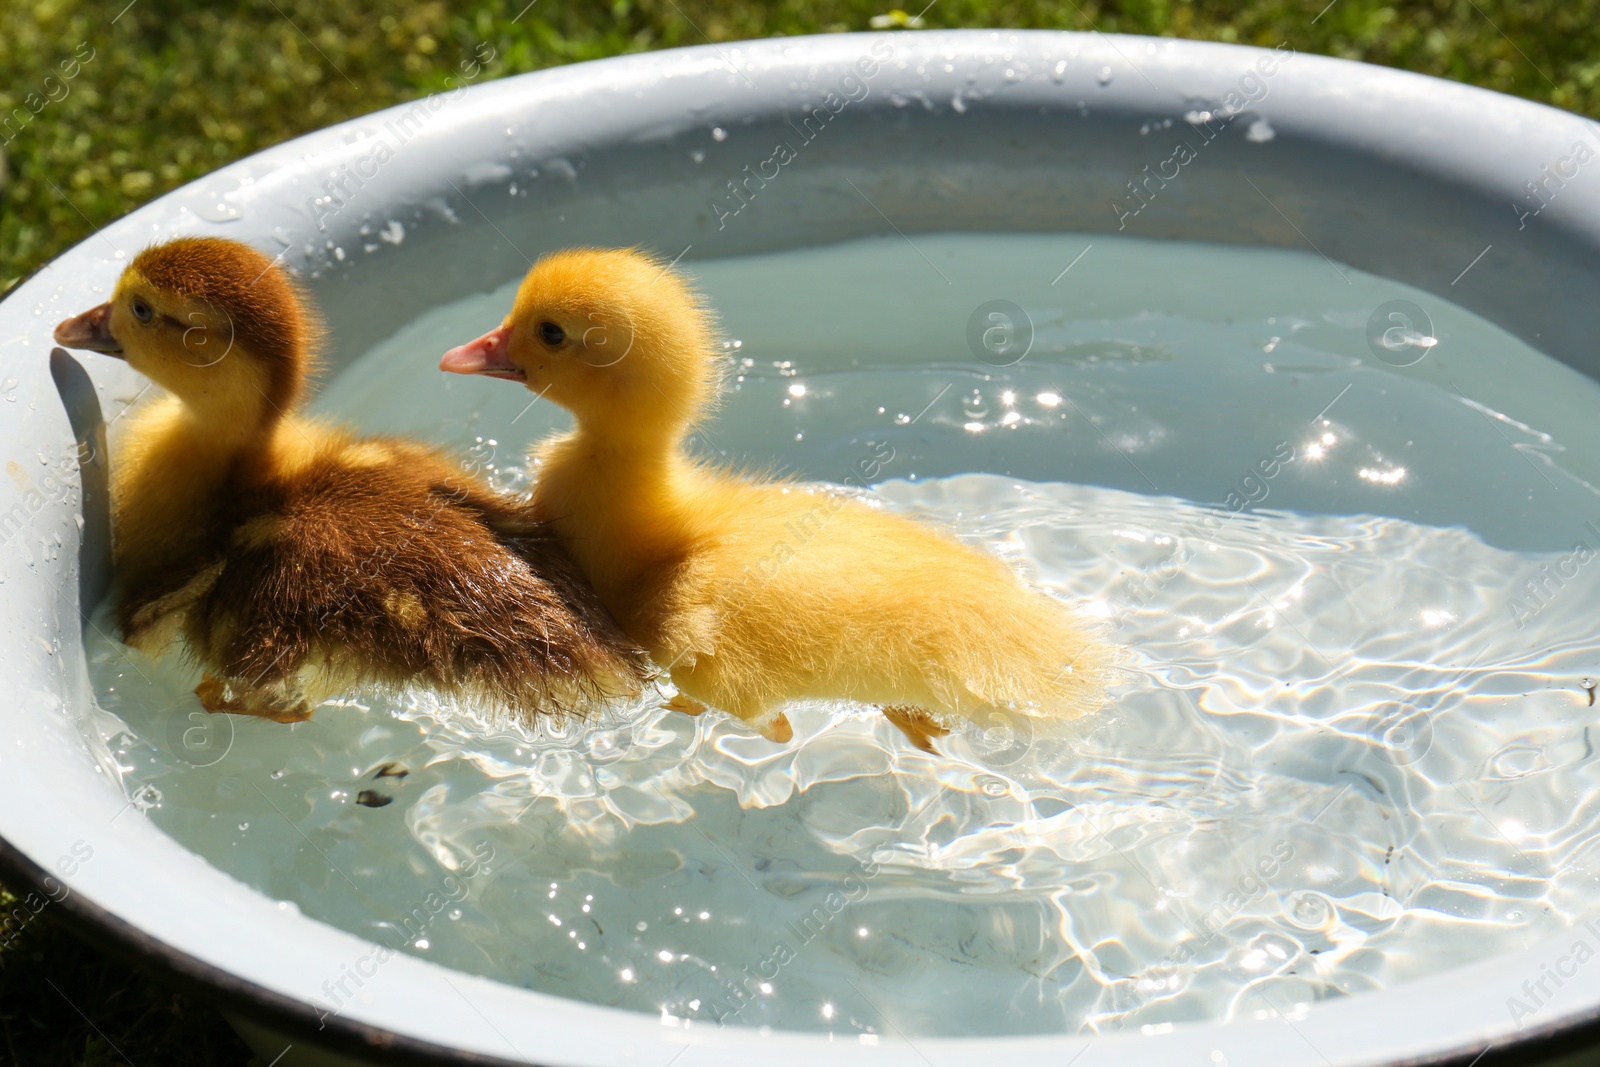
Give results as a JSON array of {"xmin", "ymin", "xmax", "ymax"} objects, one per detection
[
  {"xmin": 110, "ymin": 397, "xmax": 284, "ymax": 583},
  {"xmin": 536, "ymin": 414, "xmax": 701, "ymax": 599}
]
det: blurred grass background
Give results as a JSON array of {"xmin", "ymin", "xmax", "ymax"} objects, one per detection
[{"xmin": 3, "ymin": 0, "xmax": 1600, "ymax": 1062}]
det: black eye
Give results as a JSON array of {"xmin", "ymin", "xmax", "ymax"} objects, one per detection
[
  {"xmin": 131, "ymin": 298, "xmax": 153, "ymax": 324},
  {"xmin": 538, "ymin": 321, "xmax": 565, "ymax": 346}
]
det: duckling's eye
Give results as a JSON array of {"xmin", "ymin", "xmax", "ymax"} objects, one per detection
[
  {"xmin": 538, "ymin": 321, "xmax": 565, "ymax": 346},
  {"xmin": 131, "ymin": 298, "xmax": 153, "ymax": 324}
]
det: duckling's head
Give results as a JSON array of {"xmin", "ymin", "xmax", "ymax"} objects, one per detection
[
  {"xmin": 440, "ymin": 248, "xmax": 720, "ymax": 435},
  {"xmin": 54, "ymin": 237, "xmax": 320, "ymax": 424}
]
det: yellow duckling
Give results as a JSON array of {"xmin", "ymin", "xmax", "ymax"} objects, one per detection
[
  {"xmin": 55, "ymin": 237, "xmax": 647, "ymax": 723},
  {"xmin": 440, "ymin": 248, "xmax": 1114, "ymax": 751}
]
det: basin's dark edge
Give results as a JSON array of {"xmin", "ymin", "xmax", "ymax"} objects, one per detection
[
  {"xmin": 3, "ymin": 820, "xmax": 1598, "ymax": 1067},
  {"xmin": 0, "ymin": 836, "xmax": 537, "ymax": 1065}
]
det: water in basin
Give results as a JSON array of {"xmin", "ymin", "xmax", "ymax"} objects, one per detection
[{"xmin": 86, "ymin": 233, "xmax": 1600, "ymax": 1037}]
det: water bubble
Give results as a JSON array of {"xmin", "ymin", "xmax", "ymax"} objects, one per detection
[
  {"xmin": 970, "ymin": 708, "xmax": 1035, "ymax": 767},
  {"xmin": 966, "ymin": 299, "xmax": 1033, "ymax": 367},
  {"xmin": 711, "ymin": 127, "xmax": 727, "ymax": 142},
  {"xmin": 1097, "ymin": 66, "xmax": 1114, "ymax": 86},
  {"xmin": 961, "ymin": 390, "xmax": 990, "ymax": 421},
  {"xmin": 194, "ymin": 196, "xmax": 243, "ymax": 223},
  {"xmin": 131, "ymin": 784, "xmax": 162, "ymax": 810},
  {"xmin": 1285, "ymin": 890, "xmax": 1333, "ymax": 929},
  {"xmin": 1052, "ymin": 60, "xmax": 1067, "ymax": 83},
  {"xmin": 1366, "ymin": 700, "xmax": 1435, "ymax": 766},
  {"xmin": 979, "ymin": 777, "xmax": 1009, "ymax": 797},
  {"xmin": 164, "ymin": 706, "xmax": 235, "ymax": 768},
  {"xmin": 1365, "ymin": 300, "xmax": 1437, "ymax": 367}
]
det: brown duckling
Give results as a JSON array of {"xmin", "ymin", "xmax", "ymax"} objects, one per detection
[{"xmin": 54, "ymin": 236, "xmax": 647, "ymax": 723}]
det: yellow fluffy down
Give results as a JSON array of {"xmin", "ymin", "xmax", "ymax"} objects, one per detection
[
  {"xmin": 475, "ymin": 246, "xmax": 1117, "ymax": 746},
  {"xmin": 655, "ymin": 474, "xmax": 1111, "ymax": 727}
]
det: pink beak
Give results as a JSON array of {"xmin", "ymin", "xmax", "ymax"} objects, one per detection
[
  {"xmin": 439, "ymin": 324, "xmax": 524, "ymax": 382},
  {"xmin": 54, "ymin": 302, "xmax": 124, "ymax": 357}
]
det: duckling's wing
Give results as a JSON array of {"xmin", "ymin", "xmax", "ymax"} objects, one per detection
[{"xmin": 188, "ymin": 457, "xmax": 645, "ymax": 716}]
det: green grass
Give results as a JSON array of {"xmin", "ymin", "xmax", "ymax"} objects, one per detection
[
  {"xmin": 3, "ymin": 0, "xmax": 1600, "ymax": 295},
  {"xmin": 3, "ymin": 0, "xmax": 1600, "ymax": 1062}
]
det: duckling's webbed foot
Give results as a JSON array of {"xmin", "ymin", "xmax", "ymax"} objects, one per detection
[
  {"xmin": 195, "ymin": 673, "xmax": 313, "ymax": 723},
  {"xmin": 664, "ymin": 692, "xmax": 708, "ymax": 716},
  {"xmin": 757, "ymin": 712, "xmax": 793, "ymax": 744},
  {"xmin": 664, "ymin": 690, "xmax": 790, "ymax": 741},
  {"xmin": 195, "ymin": 674, "xmax": 238, "ymax": 714},
  {"xmin": 882, "ymin": 705, "xmax": 950, "ymax": 754}
]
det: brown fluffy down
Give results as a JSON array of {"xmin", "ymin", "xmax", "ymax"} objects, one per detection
[{"xmin": 176, "ymin": 440, "xmax": 649, "ymax": 720}]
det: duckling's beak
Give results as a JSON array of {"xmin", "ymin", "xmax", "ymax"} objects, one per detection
[
  {"xmin": 440, "ymin": 325, "xmax": 524, "ymax": 383},
  {"xmin": 53, "ymin": 303, "xmax": 124, "ymax": 359}
]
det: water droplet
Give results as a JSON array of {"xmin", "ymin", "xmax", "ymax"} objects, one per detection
[
  {"xmin": 238, "ymin": 821, "xmax": 250, "ymax": 831},
  {"xmin": 194, "ymin": 195, "xmax": 243, "ymax": 222},
  {"xmin": 961, "ymin": 389, "xmax": 990, "ymax": 420},
  {"xmin": 131, "ymin": 784, "xmax": 162, "ymax": 810},
  {"xmin": 1097, "ymin": 66, "xmax": 1114, "ymax": 86},
  {"xmin": 449, "ymin": 908, "xmax": 463, "ymax": 920},
  {"xmin": 980, "ymin": 777, "xmax": 1008, "ymax": 797},
  {"xmin": 1286, "ymin": 890, "xmax": 1332, "ymax": 929},
  {"xmin": 1246, "ymin": 117, "xmax": 1276, "ymax": 143},
  {"xmin": 711, "ymin": 127, "xmax": 727, "ymax": 142},
  {"xmin": 1052, "ymin": 59, "xmax": 1067, "ymax": 83}
]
